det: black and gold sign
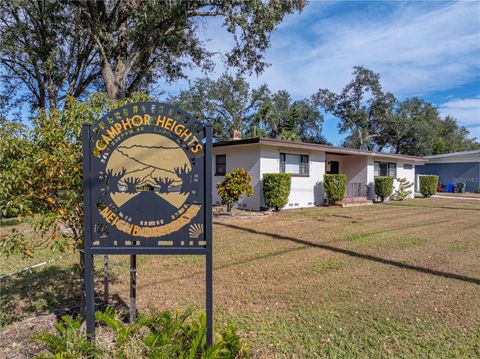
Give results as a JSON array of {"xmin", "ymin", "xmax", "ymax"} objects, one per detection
[
  {"xmin": 84, "ymin": 102, "xmax": 209, "ymax": 248},
  {"xmin": 82, "ymin": 102, "xmax": 213, "ymax": 342}
]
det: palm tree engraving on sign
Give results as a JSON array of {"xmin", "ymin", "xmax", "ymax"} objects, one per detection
[
  {"xmin": 174, "ymin": 164, "xmax": 193, "ymax": 194},
  {"xmin": 106, "ymin": 168, "xmax": 126, "ymax": 193},
  {"xmin": 124, "ymin": 176, "xmax": 141, "ymax": 194},
  {"xmin": 154, "ymin": 177, "xmax": 175, "ymax": 194},
  {"xmin": 105, "ymin": 133, "xmax": 194, "ymax": 225}
]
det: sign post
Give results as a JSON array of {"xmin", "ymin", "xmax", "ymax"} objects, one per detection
[{"xmin": 82, "ymin": 102, "xmax": 212, "ymax": 343}]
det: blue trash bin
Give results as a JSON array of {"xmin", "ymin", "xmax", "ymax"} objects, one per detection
[{"xmin": 446, "ymin": 182, "xmax": 455, "ymax": 193}]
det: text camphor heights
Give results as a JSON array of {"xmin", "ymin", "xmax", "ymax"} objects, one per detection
[{"xmin": 95, "ymin": 113, "xmax": 203, "ymax": 154}]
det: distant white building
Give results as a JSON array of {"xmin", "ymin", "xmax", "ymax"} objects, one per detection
[{"xmin": 212, "ymin": 138, "xmax": 425, "ymax": 210}]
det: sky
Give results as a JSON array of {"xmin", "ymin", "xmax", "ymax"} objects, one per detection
[{"xmin": 156, "ymin": 0, "xmax": 480, "ymax": 145}]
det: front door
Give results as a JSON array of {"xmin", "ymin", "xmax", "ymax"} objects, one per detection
[{"xmin": 328, "ymin": 161, "xmax": 339, "ymax": 174}]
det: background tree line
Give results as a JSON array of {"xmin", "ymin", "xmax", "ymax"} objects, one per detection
[
  {"xmin": 169, "ymin": 73, "xmax": 328, "ymax": 144},
  {"xmin": 312, "ymin": 66, "xmax": 479, "ymax": 156},
  {"xmin": 170, "ymin": 67, "xmax": 479, "ymax": 156}
]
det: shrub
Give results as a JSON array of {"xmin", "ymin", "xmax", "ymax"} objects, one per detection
[
  {"xmin": 393, "ymin": 177, "xmax": 413, "ymax": 201},
  {"xmin": 34, "ymin": 307, "xmax": 248, "ymax": 358},
  {"xmin": 217, "ymin": 168, "xmax": 253, "ymax": 212},
  {"xmin": 455, "ymin": 182, "xmax": 466, "ymax": 193},
  {"xmin": 419, "ymin": 175, "xmax": 438, "ymax": 197},
  {"xmin": 374, "ymin": 176, "xmax": 394, "ymax": 202},
  {"xmin": 323, "ymin": 174, "xmax": 347, "ymax": 205},
  {"xmin": 263, "ymin": 173, "xmax": 291, "ymax": 211},
  {"xmin": 475, "ymin": 188, "xmax": 480, "ymax": 194}
]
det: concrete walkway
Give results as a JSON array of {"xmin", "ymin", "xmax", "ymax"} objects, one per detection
[{"xmin": 432, "ymin": 195, "xmax": 480, "ymax": 201}]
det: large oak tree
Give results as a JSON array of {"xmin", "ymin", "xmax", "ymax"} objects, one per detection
[
  {"xmin": 170, "ymin": 73, "xmax": 268, "ymax": 140},
  {"xmin": 313, "ymin": 66, "xmax": 395, "ymax": 151},
  {"xmin": 314, "ymin": 66, "xmax": 479, "ymax": 155},
  {"xmin": 254, "ymin": 89, "xmax": 327, "ymax": 143},
  {"xmin": 0, "ymin": 0, "xmax": 307, "ymax": 109}
]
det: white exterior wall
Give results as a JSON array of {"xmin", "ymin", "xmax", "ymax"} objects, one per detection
[
  {"xmin": 373, "ymin": 156, "xmax": 416, "ymax": 199},
  {"xmin": 396, "ymin": 162, "xmax": 416, "ymax": 198},
  {"xmin": 260, "ymin": 146, "xmax": 326, "ymax": 208},
  {"xmin": 212, "ymin": 142, "xmax": 418, "ymax": 210},
  {"xmin": 366, "ymin": 157, "xmax": 375, "ymax": 200},
  {"xmin": 212, "ymin": 145, "xmax": 262, "ymax": 210}
]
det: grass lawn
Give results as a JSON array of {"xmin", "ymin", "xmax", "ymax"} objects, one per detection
[{"xmin": 1, "ymin": 197, "xmax": 480, "ymax": 357}]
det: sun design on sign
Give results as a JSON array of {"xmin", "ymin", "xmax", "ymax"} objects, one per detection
[
  {"xmin": 189, "ymin": 224, "xmax": 204, "ymax": 239},
  {"xmin": 105, "ymin": 133, "xmax": 193, "ymax": 226}
]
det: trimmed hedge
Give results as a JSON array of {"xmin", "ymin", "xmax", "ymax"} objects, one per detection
[
  {"xmin": 263, "ymin": 173, "xmax": 291, "ymax": 211},
  {"xmin": 375, "ymin": 176, "xmax": 394, "ymax": 202},
  {"xmin": 323, "ymin": 174, "xmax": 347, "ymax": 205},
  {"xmin": 419, "ymin": 175, "xmax": 438, "ymax": 197}
]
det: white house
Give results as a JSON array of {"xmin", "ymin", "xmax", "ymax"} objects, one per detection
[{"xmin": 212, "ymin": 138, "xmax": 426, "ymax": 210}]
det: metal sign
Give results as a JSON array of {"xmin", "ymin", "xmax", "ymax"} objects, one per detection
[{"xmin": 82, "ymin": 102, "xmax": 213, "ymax": 344}]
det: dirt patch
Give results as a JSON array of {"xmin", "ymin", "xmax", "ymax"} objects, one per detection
[
  {"xmin": 0, "ymin": 314, "xmax": 54, "ymax": 358},
  {"xmin": 213, "ymin": 206, "xmax": 273, "ymax": 220}
]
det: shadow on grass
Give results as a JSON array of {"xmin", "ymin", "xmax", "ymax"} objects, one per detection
[
  {"xmin": 0, "ymin": 261, "xmax": 121, "ymax": 328},
  {"xmin": 216, "ymin": 222, "xmax": 480, "ymax": 286},
  {"xmin": 0, "ymin": 264, "xmax": 80, "ymax": 327},
  {"xmin": 139, "ymin": 218, "xmax": 468, "ymax": 290}
]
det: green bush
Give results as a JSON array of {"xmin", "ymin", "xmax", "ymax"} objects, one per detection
[
  {"xmin": 34, "ymin": 307, "xmax": 248, "ymax": 358},
  {"xmin": 374, "ymin": 176, "xmax": 394, "ymax": 202},
  {"xmin": 263, "ymin": 173, "xmax": 291, "ymax": 211},
  {"xmin": 217, "ymin": 168, "xmax": 254, "ymax": 212},
  {"xmin": 419, "ymin": 175, "xmax": 438, "ymax": 197},
  {"xmin": 455, "ymin": 182, "xmax": 466, "ymax": 193},
  {"xmin": 323, "ymin": 174, "xmax": 347, "ymax": 205}
]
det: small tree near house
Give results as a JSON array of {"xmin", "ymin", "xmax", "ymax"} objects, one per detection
[
  {"xmin": 394, "ymin": 177, "xmax": 413, "ymax": 200},
  {"xmin": 217, "ymin": 168, "xmax": 253, "ymax": 212}
]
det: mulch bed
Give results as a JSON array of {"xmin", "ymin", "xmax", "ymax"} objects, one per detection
[{"xmin": 213, "ymin": 206, "xmax": 272, "ymax": 220}]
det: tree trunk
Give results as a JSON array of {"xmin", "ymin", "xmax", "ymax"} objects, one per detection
[
  {"xmin": 357, "ymin": 128, "xmax": 364, "ymax": 150},
  {"xmin": 101, "ymin": 20, "xmax": 129, "ymax": 101},
  {"xmin": 47, "ymin": 85, "xmax": 58, "ymax": 109},
  {"xmin": 102, "ymin": 62, "xmax": 124, "ymax": 100}
]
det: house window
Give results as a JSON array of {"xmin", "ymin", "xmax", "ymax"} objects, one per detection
[
  {"xmin": 215, "ymin": 154, "xmax": 226, "ymax": 176},
  {"xmin": 280, "ymin": 153, "xmax": 309, "ymax": 175},
  {"xmin": 404, "ymin": 163, "xmax": 413, "ymax": 170},
  {"xmin": 374, "ymin": 161, "xmax": 396, "ymax": 177}
]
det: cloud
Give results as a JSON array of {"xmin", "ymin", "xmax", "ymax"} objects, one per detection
[
  {"xmin": 250, "ymin": 1, "xmax": 480, "ymax": 98},
  {"xmin": 161, "ymin": 1, "xmax": 479, "ymax": 102},
  {"xmin": 439, "ymin": 96, "xmax": 480, "ymax": 139},
  {"xmin": 157, "ymin": 1, "xmax": 480, "ymax": 142}
]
